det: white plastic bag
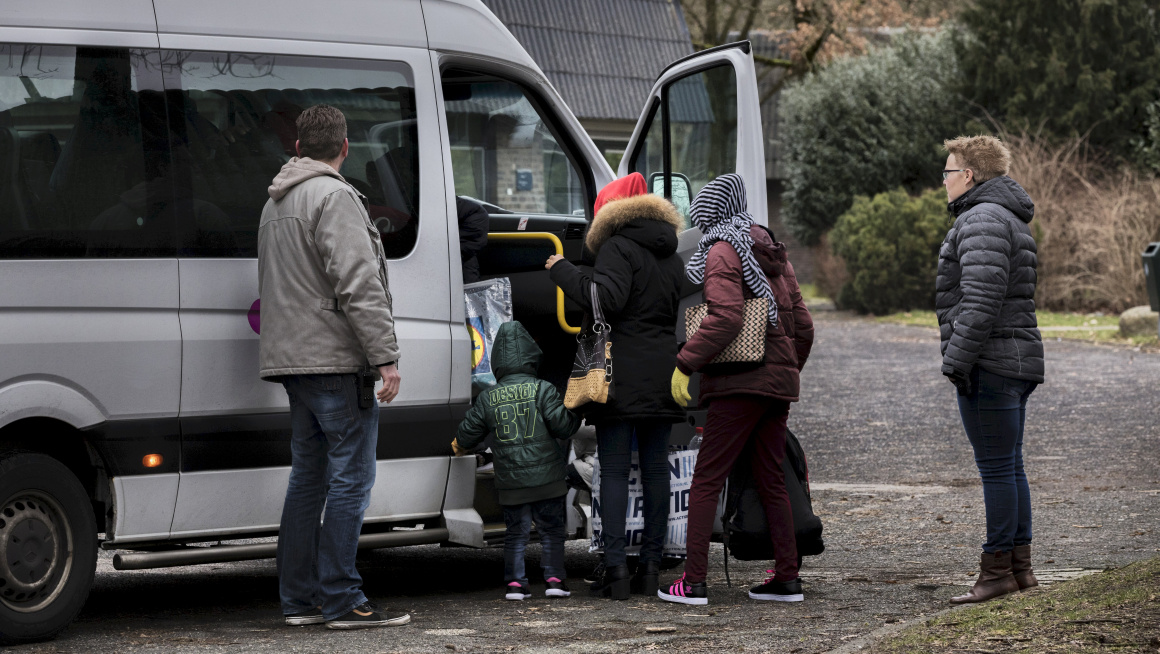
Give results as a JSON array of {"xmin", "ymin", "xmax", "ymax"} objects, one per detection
[
  {"xmin": 590, "ymin": 447, "xmax": 698, "ymax": 558},
  {"xmin": 464, "ymin": 278, "xmax": 512, "ymax": 388}
]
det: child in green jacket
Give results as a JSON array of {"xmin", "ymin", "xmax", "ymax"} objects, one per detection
[{"xmin": 453, "ymin": 321, "xmax": 581, "ymax": 600}]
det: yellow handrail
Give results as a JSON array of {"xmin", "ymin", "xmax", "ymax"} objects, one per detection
[{"xmin": 486, "ymin": 231, "xmax": 581, "ymax": 334}]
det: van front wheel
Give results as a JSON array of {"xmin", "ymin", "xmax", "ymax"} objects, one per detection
[{"xmin": 0, "ymin": 453, "xmax": 97, "ymax": 644}]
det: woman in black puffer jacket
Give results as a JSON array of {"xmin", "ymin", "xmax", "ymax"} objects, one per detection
[
  {"xmin": 546, "ymin": 173, "xmax": 686, "ymax": 600},
  {"xmin": 936, "ymin": 135, "xmax": 1044, "ymax": 606}
]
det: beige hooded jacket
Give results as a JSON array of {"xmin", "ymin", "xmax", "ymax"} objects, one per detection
[{"xmin": 257, "ymin": 157, "xmax": 399, "ymax": 380}]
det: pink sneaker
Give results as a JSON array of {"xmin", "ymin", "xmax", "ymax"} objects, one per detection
[
  {"xmin": 545, "ymin": 577, "xmax": 571, "ymax": 598},
  {"xmin": 505, "ymin": 581, "xmax": 531, "ymax": 601},
  {"xmin": 657, "ymin": 573, "xmax": 708, "ymax": 605}
]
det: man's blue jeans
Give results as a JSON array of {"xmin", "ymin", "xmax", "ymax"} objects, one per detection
[
  {"xmin": 957, "ymin": 367, "xmax": 1037, "ymax": 553},
  {"xmin": 277, "ymin": 374, "xmax": 378, "ymax": 620},
  {"xmin": 502, "ymin": 496, "xmax": 568, "ymax": 585}
]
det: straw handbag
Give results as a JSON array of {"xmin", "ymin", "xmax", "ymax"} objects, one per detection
[
  {"xmin": 564, "ymin": 282, "xmax": 613, "ymax": 409},
  {"xmin": 684, "ymin": 296, "xmax": 769, "ymax": 375}
]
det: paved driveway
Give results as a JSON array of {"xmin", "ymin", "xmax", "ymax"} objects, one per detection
[{"xmin": 6, "ymin": 316, "xmax": 1158, "ymax": 653}]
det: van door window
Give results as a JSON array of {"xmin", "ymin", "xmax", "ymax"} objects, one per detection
[
  {"xmin": 630, "ymin": 64, "xmax": 738, "ymax": 228},
  {"xmin": 443, "ymin": 78, "xmax": 585, "ymax": 218},
  {"xmin": 0, "ymin": 45, "xmax": 172, "ymax": 258},
  {"xmin": 161, "ymin": 52, "xmax": 419, "ymax": 258}
]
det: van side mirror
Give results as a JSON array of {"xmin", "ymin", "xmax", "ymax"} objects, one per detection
[{"xmin": 649, "ymin": 172, "xmax": 693, "ymax": 229}]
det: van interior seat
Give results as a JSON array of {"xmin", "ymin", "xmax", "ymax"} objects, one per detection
[
  {"xmin": 215, "ymin": 90, "xmax": 289, "ymax": 177},
  {"xmin": 18, "ymin": 131, "xmax": 62, "ymax": 221},
  {"xmin": 0, "ymin": 125, "xmax": 31, "ymax": 231},
  {"xmin": 48, "ymin": 49, "xmax": 145, "ymax": 231},
  {"xmin": 258, "ymin": 91, "xmax": 304, "ymax": 157}
]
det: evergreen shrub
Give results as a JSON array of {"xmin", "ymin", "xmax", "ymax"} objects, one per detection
[
  {"xmin": 957, "ymin": 0, "xmax": 1160, "ymax": 165},
  {"xmin": 829, "ymin": 187, "xmax": 951, "ymax": 315},
  {"xmin": 779, "ymin": 31, "xmax": 962, "ymax": 247}
]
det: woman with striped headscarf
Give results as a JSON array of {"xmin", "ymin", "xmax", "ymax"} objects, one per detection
[{"xmin": 658, "ymin": 174, "xmax": 815, "ymax": 606}]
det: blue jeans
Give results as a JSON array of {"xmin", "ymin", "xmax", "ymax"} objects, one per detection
[
  {"xmin": 594, "ymin": 420, "xmax": 671, "ymax": 567},
  {"xmin": 503, "ymin": 496, "xmax": 567, "ymax": 585},
  {"xmin": 277, "ymin": 374, "xmax": 378, "ymax": 620},
  {"xmin": 957, "ymin": 367, "xmax": 1037, "ymax": 553}
]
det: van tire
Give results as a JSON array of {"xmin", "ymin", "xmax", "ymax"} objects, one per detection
[{"xmin": 0, "ymin": 453, "xmax": 97, "ymax": 644}]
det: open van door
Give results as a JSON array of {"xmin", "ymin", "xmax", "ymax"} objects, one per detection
[
  {"xmin": 621, "ymin": 42, "xmax": 766, "ymax": 443},
  {"xmin": 620, "ymin": 41, "xmax": 767, "ymax": 259}
]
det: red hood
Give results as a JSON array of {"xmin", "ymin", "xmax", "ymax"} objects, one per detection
[
  {"xmin": 594, "ymin": 172, "xmax": 648, "ymax": 215},
  {"xmin": 750, "ymin": 225, "xmax": 787, "ymax": 278}
]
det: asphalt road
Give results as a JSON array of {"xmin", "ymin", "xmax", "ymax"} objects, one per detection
[{"xmin": 5, "ymin": 315, "xmax": 1158, "ymax": 654}]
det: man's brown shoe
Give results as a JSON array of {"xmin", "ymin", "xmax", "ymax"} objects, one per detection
[
  {"xmin": 949, "ymin": 551, "xmax": 1019, "ymax": 604},
  {"xmin": 1011, "ymin": 544, "xmax": 1038, "ymax": 590}
]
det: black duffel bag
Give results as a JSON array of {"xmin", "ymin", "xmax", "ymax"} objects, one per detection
[{"xmin": 721, "ymin": 428, "xmax": 824, "ymax": 585}]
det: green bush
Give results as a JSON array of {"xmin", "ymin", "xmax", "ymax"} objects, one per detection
[
  {"xmin": 957, "ymin": 0, "xmax": 1160, "ymax": 165},
  {"xmin": 829, "ymin": 187, "xmax": 952, "ymax": 315},
  {"xmin": 779, "ymin": 31, "xmax": 963, "ymax": 247},
  {"xmin": 1133, "ymin": 100, "xmax": 1160, "ymax": 174}
]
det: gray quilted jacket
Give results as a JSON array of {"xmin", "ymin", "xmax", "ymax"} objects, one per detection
[
  {"xmin": 257, "ymin": 158, "xmax": 399, "ymax": 379},
  {"xmin": 935, "ymin": 176, "xmax": 1044, "ymax": 383}
]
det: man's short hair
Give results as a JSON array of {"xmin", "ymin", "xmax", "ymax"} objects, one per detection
[
  {"xmin": 296, "ymin": 105, "xmax": 347, "ymax": 161},
  {"xmin": 943, "ymin": 135, "xmax": 1011, "ymax": 183}
]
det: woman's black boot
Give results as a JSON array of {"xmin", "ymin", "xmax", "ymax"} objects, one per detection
[
  {"xmin": 590, "ymin": 564, "xmax": 630, "ymax": 600},
  {"xmin": 631, "ymin": 560, "xmax": 660, "ymax": 596}
]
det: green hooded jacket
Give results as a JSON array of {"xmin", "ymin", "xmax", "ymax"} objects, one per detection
[{"xmin": 455, "ymin": 321, "xmax": 580, "ymax": 505}]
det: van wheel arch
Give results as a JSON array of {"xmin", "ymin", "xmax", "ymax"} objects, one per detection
[{"xmin": 0, "ymin": 419, "xmax": 109, "ymax": 533}]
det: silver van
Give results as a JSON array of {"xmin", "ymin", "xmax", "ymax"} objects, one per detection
[{"xmin": 0, "ymin": 0, "xmax": 768, "ymax": 641}]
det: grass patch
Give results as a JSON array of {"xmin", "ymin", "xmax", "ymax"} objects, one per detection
[
  {"xmin": 874, "ymin": 310, "xmax": 1159, "ymax": 347},
  {"xmin": 869, "ymin": 556, "xmax": 1160, "ymax": 653},
  {"xmin": 799, "ymin": 283, "xmax": 825, "ymax": 304}
]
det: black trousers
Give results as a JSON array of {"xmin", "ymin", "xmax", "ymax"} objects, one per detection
[{"xmin": 595, "ymin": 419, "xmax": 672, "ymax": 567}]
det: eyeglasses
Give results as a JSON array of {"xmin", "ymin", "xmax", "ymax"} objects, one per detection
[{"xmin": 942, "ymin": 169, "xmax": 967, "ymax": 180}]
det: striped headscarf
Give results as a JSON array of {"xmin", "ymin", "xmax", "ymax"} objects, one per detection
[{"xmin": 685, "ymin": 174, "xmax": 778, "ymax": 327}]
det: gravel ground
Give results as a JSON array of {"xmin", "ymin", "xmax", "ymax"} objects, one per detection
[{"xmin": 5, "ymin": 315, "xmax": 1158, "ymax": 654}]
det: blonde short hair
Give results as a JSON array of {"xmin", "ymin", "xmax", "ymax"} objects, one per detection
[{"xmin": 943, "ymin": 135, "xmax": 1011, "ymax": 183}]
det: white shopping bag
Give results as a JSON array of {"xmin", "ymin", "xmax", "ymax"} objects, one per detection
[{"xmin": 590, "ymin": 447, "xmax": 697, "ymax": 558}]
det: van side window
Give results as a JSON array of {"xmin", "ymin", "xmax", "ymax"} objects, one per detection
[
  {"xmin": 630, "ymin": 64, "xmax": 738, "ymax": 229},
  {"xmin": 162, "ymin": 52, "xmax": 420, "ymax": 258},
  {"xmin": 0, "ymin": 45, "xmax": 173, "ymax": 258},
  {"xmin": 442, "ymin": 77, "xmax": 585, "ymax": 218}
]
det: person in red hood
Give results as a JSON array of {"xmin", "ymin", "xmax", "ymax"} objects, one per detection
[
  {"xmin": 657, "ymin": 174, "xmax": 814, "ymax": 606},
  {"xmin": 546, "ymin": 172, "xmax": 686, "ymax": 600}
]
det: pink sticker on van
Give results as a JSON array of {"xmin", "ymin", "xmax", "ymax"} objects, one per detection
[{"xmin": 248, "ymin": 299, "xmax": 261, "ymax": 335}]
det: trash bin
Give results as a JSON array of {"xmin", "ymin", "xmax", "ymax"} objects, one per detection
[{"xmin": 1144, "ymin": 243, "xmax": 1160, "ymax": 312}]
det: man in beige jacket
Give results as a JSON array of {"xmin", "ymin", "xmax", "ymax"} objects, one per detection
[{"xmin": 257, "ymin": 105, "xmax": 406, "ymax": 630}]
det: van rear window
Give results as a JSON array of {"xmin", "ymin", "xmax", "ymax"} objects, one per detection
[{"xmin": 0, "ymin": 45, "xmax": 173, "ymax": 258}]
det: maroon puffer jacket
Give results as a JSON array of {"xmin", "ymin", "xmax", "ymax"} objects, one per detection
[{"xmin": 676, "ymin": 226, "xmax": 814, "ymax": 403}]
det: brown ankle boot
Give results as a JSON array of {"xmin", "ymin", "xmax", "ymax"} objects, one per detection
[
  {"xmin": 1011, "ymin": 544, "xmax": 1038, "ymax": 590},
  {"xmin": 949, "ymin": 551, "xmax": 1019, "ymax": 604}
]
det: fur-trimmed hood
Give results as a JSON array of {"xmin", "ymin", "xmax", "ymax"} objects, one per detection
[{"xmin": 585, "ymin": 194, "xmax": 683, "ymax": 255}]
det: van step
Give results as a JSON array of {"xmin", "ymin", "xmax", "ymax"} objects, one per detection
[{"xmin": 112, "ymin": 527, "xmax": 449, "ymax": 570}]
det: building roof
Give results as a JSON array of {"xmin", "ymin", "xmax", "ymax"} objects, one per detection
[{"xmin": 481, "ymin": 0, "xmax": 694, "ymax": 123}]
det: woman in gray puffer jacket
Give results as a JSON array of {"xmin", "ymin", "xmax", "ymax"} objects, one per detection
[{"xmin": 935, "ymin": 135, "xmax": 1044, "ymax": 606}]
